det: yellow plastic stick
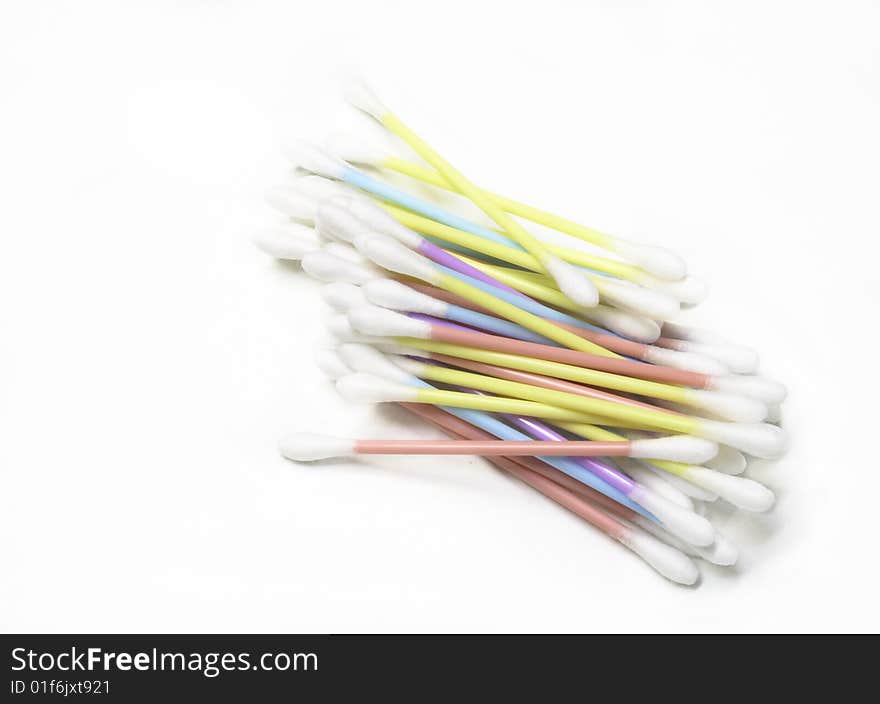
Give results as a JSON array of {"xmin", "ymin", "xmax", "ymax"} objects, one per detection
[
  {"xmin": 381, "ymin": 204, "xmax": 541, "ymax": 271},
  {"xmin": 380, "ymin": 206, "xmax": 623, "ymax": 326},
  {"xmin": 379, "ymin": 202, "xmax": 640, "ymax": 280},
  {"xmin": 409, "ymin": 367, "xmax": 646, "ymax": 431},
  {"xmin": 383, "ymin": 155, "xmax": 614, "ymax": 249},
  {"xmin": 408, "ymin": 361, "xmax": 698, "ymax": 434},
  {"xmin": 381, "ymin": 114, "xmax": 573, "ymax": 281},
  {"xmin": 434, "ymin": 270, "xmax": 614, "ymax": 357},
  {"xmin": 453, "ymin": 255, "xmax": 582, "ymax": 313},
  {"xmin": 391, "ymin": 337, "xmax": 692, "ymax": 404},
  {"xmin": 554, "ymin": 422, "xmax": 695, "ymax": 480},
  {"xmin": 455, "ymin": 256, "xmax": 637, "ymax": 322},
  {"xmin": 413, "ymin": 387, "xmax": 620, "ymax": 425}
]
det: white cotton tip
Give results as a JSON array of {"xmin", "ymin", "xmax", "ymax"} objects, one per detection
[
  {"xmin": 373, "ymin": 341, "xmax": 418, "ymax": 358},
  {"xmin": 635, "ymin": 519, "xmax": 733, "ymax": 571},
  {"xmin": 252, "ymin": 222, "xmax": 321, "ymax": 261},
  {"xmin": 684, "ymin": 389, "xmax": 768, "ymax": 423},
  {"xmin": 629, "ymin": 435, "xmax": 718, "ymax": 464},
  {"xmin": 337, "ymin": 343, "xmax": 416, "ymax": 383},
  {"xmin": 705, "ymin": 374, "xmax": 787, "ymax": 404},
  {"xmin": 641, "ymin": 345, "xmax": 730, "ymax": 375},
  {"xmin": 638, "ymin": 274, "xmax": 709, "ymax": 306},
  {"xmin": 265, "ymin": 185, "xmax": 318, "ymax": 221},
  {"xmin": 345, "ymin": 197, "xmax": 423, "ymax": 247},
  {"xmin": 630, "ymin": 486, "xmax": 715, "ymax": 546},
  {"xmin": 585, "ymin": 306, "xmax": 660, "ymax": 343},
  {"xmin": 704, "ymin": 445, "xmax": 747, "ymax": 475},
  {"xmin": 357, "ymin": 233, "xmax": 440, "ymax": 283},
  {"xmin": 291, "ymin": 174, "xmax": 356, "ymax": 203},
  {"xmin": 301, "ymin": 251, "xmax": 378, "ymax": 285},
  {"xmin": 674, "ymin": 341, "xmax": 759, "ymax": 374},
  {"xmin": 322, "ymin": 241, "xmax": 378, "ymax": 268},
  {"xmin": 281, "ymin": 141, "xmax": 348, "ymax": 180},
  {"xmin": 682, "ymin": 467, "xmax": 776, "ymax": 512},
  {"xmin": 323, "ymin": 241, "xmax": 369, "ymax": 266},
  {"xmin": 314, "ymin": 348, "xmax": 351, "ymax": 381},
  {"xmin": 388, "ymin": 354, "xmax": 429, "ymax": 377},
  {"xmin": 593, "ymin": 277, "xmax": 680, "ymax": 320},
  {"xmin": 612, "ymin": 239, "xmax": 687, "ymax": 281},
  {"xmin": 324, "ymin": 131, "xmax": 392, "ymax": 167},
  {"xmin": 672, "ymin": 276, "xmax": 709, "ymax": 306},
  {"xmin": 643, "ymin": 464, "xmax": 719, "ymax": 502},
  {"xmin": 363, "ymin": 279, "xmax": 447, "ymax": 316},
  {"xmin": 326, "ymin": 316, "xmax": 385, "ymax": 346},
  {"xmin": 314, "ymin": 200, "xmax": 372, "ymax": 245},
  {"xmin": 326, "ymin": 313, "xmax": 358, "ymax": 340},
  {"xmin": 321, "ymin": 282, "xmax": 368, "ymax": 312},
  {"xmin": 279, "ymin": 433, "xmax": 355, "ymax": 462},
  {"xmin": 543, "ymin": 255, "xmax": 599, "ymax": 308},
  {"xmin": 615, "ymin": 458, "xmax": 693, "ymax": 510},
  {"xmin": 662, "ymin": 322, "xmax": 729, "ymax": 344},
  {"xmin": 697, "ymin": 420, "xmax": 788, "ymax": 459},
  {"xmin": 348, "ymin": 304, "xmax": 432, "ymax": 339},
  {"xmin": 631, "ymin": 517, "xmax": 696, "ymax": 556},
  {"xmin": 694, "ymin": 532, "xmax": 739, "ymax": 566},
  {"xmin": 340, "ymin": 75, "xmax": 389, "ymax": 119},
  {"xmin": 335, "ymin": 373, "xmax": 419, "ymax": 403},
  {"xmin": 619, "ymin": 531, "xmax": 698, "ymax": 585}
]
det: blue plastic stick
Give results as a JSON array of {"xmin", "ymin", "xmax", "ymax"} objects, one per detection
[
  {"xmin": 397, "ymin": 373, "xmax": 652, "ymax": 519},
  {"xmin": 342, "ymin": 165, "xmax": 612, "ymax": 279}
]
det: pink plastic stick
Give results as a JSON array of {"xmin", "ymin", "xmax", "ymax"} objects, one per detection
[
  {"xmin": 398, "ymin": 402, "xmax": 629, "ymax": 539},
  {"xmin": 427, "ymin": 353, "xmax": 682, "ymax": 416},
  {"xmin": 353, "ymin": 439, "xmax": 632, "ymax": 456},
  {"xmin": 403, "ymin": 281, "xmax": 653, "ymax": 361},
  {"xmin": 427, "ymin": 324, "xmax": 708, "ymax": 387}
]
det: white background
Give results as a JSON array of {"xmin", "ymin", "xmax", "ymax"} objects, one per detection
[{"xmin": 1, "ymin": 1, "xmax": 878, "ymax": 633}]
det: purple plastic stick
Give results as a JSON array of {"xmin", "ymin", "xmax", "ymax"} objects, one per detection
[
  {"xmin": 417, "ymin": 240, "xmax": 524, "ymax": 297},
  {"xmin": 502, "ymin": 414, "xmax": 636, "ymax": 494},
  {"xmin": 442, "ymin": 380, "xmax": 638, "ymax": 495}
]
